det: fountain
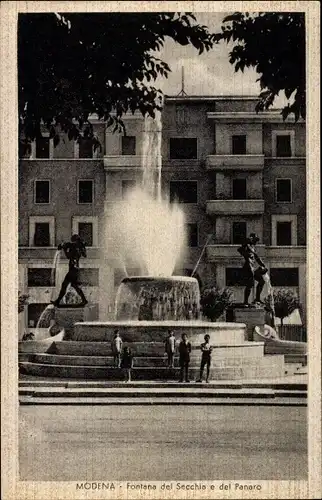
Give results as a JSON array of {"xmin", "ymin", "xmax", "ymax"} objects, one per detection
[{"xmin": 19, "ymin": 112, "xmax": 287, "ymax": 380}]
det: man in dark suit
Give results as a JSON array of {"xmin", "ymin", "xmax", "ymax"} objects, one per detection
[{"xmin": 178, "ymin": 333, "xmax": 192, "ymax": 383}]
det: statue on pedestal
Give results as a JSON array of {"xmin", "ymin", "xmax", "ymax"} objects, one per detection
[
  {"xmin": 238, "ymin": 233, "xmax": 268, "ymax": 307},
  {"xmin": 51, "ymin": 234, "xmax": 88, "ymax": 307}
]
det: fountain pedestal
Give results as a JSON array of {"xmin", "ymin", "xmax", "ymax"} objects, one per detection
[
  {"xmin": 55, "ymin": 305, "xmax": 98, "ymax": 339},
  {"xmin": 232, "ymin": 306, "xmax": 266, "ymax": 341},
  {"xmin": 19, "ymin": 277, "xmax": 286, "ymax": 381}
]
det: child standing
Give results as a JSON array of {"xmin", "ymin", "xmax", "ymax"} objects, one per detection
[
  {"xmin": 196, "ymin": 334, "xmax": 213, "ymax": 383},
  {"xmin": 164, "ymin": 330, "xmax": 176, "ymax": 368},
  {"xmin": 121, "ymin": 346, "xmax": 134, "ymax": 382},
  {"xmin": 111, "ymin": 330, "xmax": 123, "ymax": 368}
]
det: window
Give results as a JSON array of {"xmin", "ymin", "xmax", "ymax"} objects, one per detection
[
  {"xmin": 78, "ymin": 269, "xmax": 99, "ymax": 287},
  {"xmin": 276, "ymin": 135, "xmax": 291, "ymax": 157},
  {"xmin": 72, "ymin": 216, "xmax": 98, "ymax": 247},
  {"xmin": 170, "ymin": 138, "xmax": 197, "ymax": 159},
  {"xmin": 186, "ymin": 224, "xmax": 198, "ymax": 247},
  {"xmin": 226, "ymin": 267, "xmax": 244, "ymax": 286},
  {"xmin": 78, "ymin": 222, "xmax": 93, "ymax": 247},
  {"xmin": 232, "ymin": 222, "xmax": 247, "ymax": 244},
  {"xmin": 232, "ymin": 178, "xmax": 247, "ymax": 199},
  {"xmin": 19, "ymin": 140, "xmax": 31, "ymax": 158},
  {"xmin": 272, "ymin": 215, "xmax": 297, "ymax": 246},
  {"xmin": 36, "ymin": 136, "xmax": 50, "ymax": 158},
  {"xmin": 78, "ymin": 180, "xmax": 93, "ymax": 204},
  {"xmin": 272, "ymin": 131, "xmax": 294, "ymax": 157},
  {"xmin": 276, "ymin": 221, "xmax": 292, "ymax": 246},
  {"xmin": 121, "ymin": 136, "xmax": 136, "ymax": 155},
  {"xmin": 29, "ymin": 216, "xmax": 55, "ymax": 247},
  {"xmin": 79, "ymin": 138, "xmax": 93, "ymax": 158},
  {"xmin": 27, "ymin": 303, "xmax": 49, "ymax": 328},
  {"xmin": 34, "ymin": 180, "xmax": 50, "ymax": 204},
  {"xmin": 122, "ymin": 180, "xmax": 136, "ymax": 199},
  {"xmin": 276, "ymin": 179, "xmax": 292, "ymax": 202},
  {"xmin": 28, "ymin": 268, "xmax": 54, "ymax": 287},
  {"xmin": 232, "ymin": 135, "xmax": 246, "ymax": 155},
  {"xmin": 170, "ymin": 181, "xmax": 197, "ymax": 203},
  {"xmin": 34, "ymin": 223, "xmax": 50, "ymax": 246},
  {"xmin": 270, "ymin": 268, "xmax": 299, "ymax": 287}
]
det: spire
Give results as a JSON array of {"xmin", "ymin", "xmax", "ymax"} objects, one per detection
[{"xmin": 177, "ymin": 65, "xmax": 188, "ymax": 96}]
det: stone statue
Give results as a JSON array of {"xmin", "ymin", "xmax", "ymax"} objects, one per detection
[
  {"xmin": 51, "ymin": 234, "xmax": 88, "ymax": 307},
  {"xmin": 238, "ymin": 233, "xmax": 268, "ymax": 307}
]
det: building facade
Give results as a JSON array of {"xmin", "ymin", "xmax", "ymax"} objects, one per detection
[{"xmin": 18, "ymin": 96, "xmax": 306, "ymax": 336}]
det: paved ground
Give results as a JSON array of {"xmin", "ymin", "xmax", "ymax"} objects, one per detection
[{"xmin": 19, "ymin": 405, "xmax": 307, "ymax": 481}]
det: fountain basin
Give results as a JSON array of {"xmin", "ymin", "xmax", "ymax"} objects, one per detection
[
  {"xmin": 72, "ymin": 320, "xmax": 246, "ymax": 344},
  {"xmin": 115, "ymin": 276, "xmax": 201, "ymax": 321}
]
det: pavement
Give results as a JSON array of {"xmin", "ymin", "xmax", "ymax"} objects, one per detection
[{"xmin": 19, "ymin": 404, "xmax": 307, "ymax": 481}]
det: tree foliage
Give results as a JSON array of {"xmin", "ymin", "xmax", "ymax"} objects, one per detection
[
  {"xmin": 264, "ymin": 289, "xmax": 300, "ymax": 326},
  {"xmin": 212, "ymin": 12, "xmax": 305, "ymax": 120},
  {"xmin": 200, "ymin": 287, "xmax": 233, "ymax": 322},
  {"xmin": 18, "ymin": 12, "xmax": 213, "ymax": 149}
]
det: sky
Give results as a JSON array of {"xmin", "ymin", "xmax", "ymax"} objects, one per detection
[{"xmin": 154, "ymin": 12, "xmax": 286, "ymax": 108}]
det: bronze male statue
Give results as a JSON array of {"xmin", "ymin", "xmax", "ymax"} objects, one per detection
[
  {"xmin": 238, "ymin": 233, "xmax": 268, "ymax": 307},
  {"xmin": 51, "ymin": 234, "xmax": 88, "ymax": 307}
]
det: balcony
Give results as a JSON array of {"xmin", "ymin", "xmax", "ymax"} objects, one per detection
[
  {"xmin": 206, "ymin": 199, "xmax": 265, "ymax": 215},
  {"xmin": 206, "ymin": 154, "xmax": 264, "ymax": 171},
  {"xmin": 206, "ymin": 245, "xmax": 305, "ymax": 262},
  {"xmin": 266, "ymin": 246, "xmax": 306, "ymax": 262},
  {"xmin": 18, "ymin": 247, "xmax": 101, "ymax": 261},
  {"xmin": 207, "ymin": 245, "xmax": 266, "ymax": 261},
  {"xmin": 104, "ymin": 155, "xmax": 161, "ymax": 169}
]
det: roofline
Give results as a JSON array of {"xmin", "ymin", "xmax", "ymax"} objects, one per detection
[{"xmin": 165, "ymin": 95, "xmax": 260, "ymax": 101}]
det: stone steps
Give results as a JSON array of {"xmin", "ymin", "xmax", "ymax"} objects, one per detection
[
  {"xmin": 19, "ymin": 386, "xmax": 306, "ymax": 399},
  {"xmin": 19, "ymin": 361, "xmax": 286, "ymax": 380},
  {"xmin": 22, "ymin": 352, "xmax": 284, "ymax": 369},
  {"xmin": 18, "ymin": 379, "xmax": 308, "ymax": 391},
  {"xmin": 19, "ymin": 396, "xmax": 307, "ymax": 406}
]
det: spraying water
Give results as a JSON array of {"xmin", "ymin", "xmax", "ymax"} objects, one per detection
[
  {"xmin": 107, "ymin": 112, "xmax": 186, "ymax": 277},
  {"xmin": 263, "ymin": 272, "xmax": 275, "ymax": 327},
  {"xmin": 35, "ymin": 249, "xmax": 61, "ymax": 333},
  {"xmin": 51, "ymin": 250, "xmax": 61, "ymax": 285}
]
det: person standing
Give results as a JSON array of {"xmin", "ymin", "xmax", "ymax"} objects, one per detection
[
  {"xmin": 164, "ymin": 330, "xmax": 176, "ymax": 368},
  {"xmin": 178, "ymin": 333, "xmax": 192, "ymax": 383},
  {"xmin": 121, "ymin": 346, "xmax": 134, "ymax": 382},
  {"xmin": 238, "ymin": 233, "xmax": 267, "ymax": 307},
  {"xmin": 112, "ymin": 330, "xmax": 123, "ymax": 368},
  {"xmin": 51, "ymin": 234, "xmax": 88, "ymax": 306},
  {"xmin": 196, "ymin": 334, "xmax": 213, "ymax": 383}
]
